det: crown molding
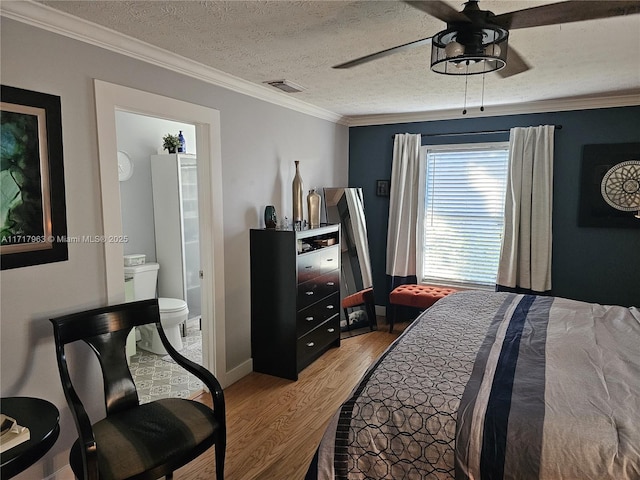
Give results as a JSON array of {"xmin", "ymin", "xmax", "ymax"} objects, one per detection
[
  {"xmin": 0, "ymin": 0, "xmax": 346, "ymax": 125},
  {"xmin": 3, "ymin": 1, "xmax": 637, "ymax": 129},
  {"xmin": 343, "ymin": 93, "xmax": 640, "ymax": 127}
]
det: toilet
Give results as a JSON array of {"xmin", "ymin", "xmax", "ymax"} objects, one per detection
[{"xmin": 124, "ymin": 262, "xmax": 188, "ymax": 355}]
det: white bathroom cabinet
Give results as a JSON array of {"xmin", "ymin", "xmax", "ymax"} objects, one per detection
[{"xmin": 151, "ymin": 153, "xmax": 201, "ymax": 322}]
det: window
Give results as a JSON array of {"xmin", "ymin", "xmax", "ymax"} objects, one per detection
[{"xmin": 417, "ymin": 142, "xmax": 509, "ymax": 289}]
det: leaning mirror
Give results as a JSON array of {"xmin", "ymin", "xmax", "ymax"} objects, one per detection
[{"xmin": 324, "ymin": 187, "xmax": 375, "ymax": 331}]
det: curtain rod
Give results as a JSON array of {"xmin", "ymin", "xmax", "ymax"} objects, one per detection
[{"xmin": 393, "ymin": 124, "xmax": 563, "ymax": 139}]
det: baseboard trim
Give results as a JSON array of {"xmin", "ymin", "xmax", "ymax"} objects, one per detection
[
  {"xmin": 44, "ymin": 464, "xmax": 73, "ymax": 480},
  {"xmin": 224, "ymin": 358, "xmax": 253, "ymax": 387}
]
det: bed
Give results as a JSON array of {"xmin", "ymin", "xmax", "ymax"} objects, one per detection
[{"xmin": 305, "ymin": 290, "xmax": 640, "ymax": 479}]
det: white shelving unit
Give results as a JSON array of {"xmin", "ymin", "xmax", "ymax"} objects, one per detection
[{"xmin": 151, "ymin": 153, "xmax": 201, "ymax": 322}]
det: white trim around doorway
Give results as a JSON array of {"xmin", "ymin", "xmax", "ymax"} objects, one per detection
[{"xmin": 93, "ymin": 79, "xmax": 227, "ymax": 386}]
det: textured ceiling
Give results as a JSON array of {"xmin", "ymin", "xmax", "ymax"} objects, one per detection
[{"xmin": 34, "ymin": 1, "xmax": 640, "ymax": 119}]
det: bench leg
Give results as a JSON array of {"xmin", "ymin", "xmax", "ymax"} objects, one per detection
[
  {"xmin": 365, "ymin": 302, "xmax": 376, "ymax": 331},
  {"xmin": 343, "ymin": 308, "xmax": 351, "ymax": 331},
  {"xmin": 389, "ymin": 304, "xmax": 397, "ymax": 333},
  {"xmin": 362, "ymin": 290, "xmax": 376, "ymax": 331}
]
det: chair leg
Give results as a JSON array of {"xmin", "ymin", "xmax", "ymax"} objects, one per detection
[{"xmin": 216, "ymin": 441, "xmax": 226, "ymax": 480}]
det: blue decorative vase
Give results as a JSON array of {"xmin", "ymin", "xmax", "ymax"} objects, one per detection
[
  {"xmin": 178, "ymin": 130, "xmax": 186, "ymax": 153},
  {"xmin": 264, "ymin": 205, "xmax": 277, "ymax": 229}
]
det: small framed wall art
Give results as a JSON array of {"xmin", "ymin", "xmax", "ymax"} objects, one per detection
[
  {"xmin": 0, "ymin": 85, "xmax": 68, "ymax": 269},
  {"xmin": 376, "ymin": 179, "xmax": 390, "ymax": 197}
]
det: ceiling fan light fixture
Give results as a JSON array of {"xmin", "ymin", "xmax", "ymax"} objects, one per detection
[
  {"xmin": 431, "ymin": 25, "xmax": 508, "ymax": 75},
  {"xmin": 484, "ymin": 43, "xmax": 501, "ymax": 57},
  {"xmin": 444, "ymin": 41, "xmax": 465, "ymax": 58}
]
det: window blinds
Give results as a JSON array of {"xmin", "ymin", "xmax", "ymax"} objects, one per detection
[{"xmin": 421, "ymin": 144, "xmax": 509, "ymax": 288}]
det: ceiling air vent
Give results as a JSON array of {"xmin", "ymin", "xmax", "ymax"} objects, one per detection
[{"xmin": 263, "ymin": 80, "xmax": 306, "ymax": 93}]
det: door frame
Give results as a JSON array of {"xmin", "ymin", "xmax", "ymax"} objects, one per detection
[{"xmin": 94, "ymin": 79, "xmax": 227, "ymax": 385}]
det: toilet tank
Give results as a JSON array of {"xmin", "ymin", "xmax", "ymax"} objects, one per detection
[{"xmin": 124, "ymin": 262, "xmax": 160, "ymax": 301}]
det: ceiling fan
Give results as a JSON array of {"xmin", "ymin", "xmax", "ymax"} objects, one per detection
[{"xmin": 334, "ymin": 1, "xmax": 640, "ymax": 77}]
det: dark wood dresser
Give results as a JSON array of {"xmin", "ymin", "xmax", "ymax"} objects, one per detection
[{"xmin": 250, "ymin": 224, "xmax": 341, "ymax": 380}]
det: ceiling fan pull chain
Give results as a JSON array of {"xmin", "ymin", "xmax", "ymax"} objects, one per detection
[
  {"xmin": 480, "ymin": 73, "xmax": 486, "ymax": 112},
  {"xmin": 462, "ymin": 61, "xmax": 469, "ymax": 115}
]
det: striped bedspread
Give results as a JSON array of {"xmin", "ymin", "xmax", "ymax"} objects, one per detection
[{"xmin": 306, "ymin": 291, "xmax": 640, "ymax": 480}]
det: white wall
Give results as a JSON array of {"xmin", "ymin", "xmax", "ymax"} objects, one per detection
[
  {"xmin": 116, "ymin": 111, "xmax": 196, "ymax": 261},
  {"xmin": 0, "ymin": 17, "xmax": 348, "ymax": 479}
]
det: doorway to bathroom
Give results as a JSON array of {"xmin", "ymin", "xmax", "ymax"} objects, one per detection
[
  {"xmin": 94, "ymin": 80, "xmax": 227, "ymax": 391},
  {"xmin": 116, "ymin": 112, "xmax": 204, "ymax": 400}
]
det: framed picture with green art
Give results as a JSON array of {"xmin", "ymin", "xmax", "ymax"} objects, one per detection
[{"xmin": 1, "ymin": 85, "xmax": 68, "ymax": 269}]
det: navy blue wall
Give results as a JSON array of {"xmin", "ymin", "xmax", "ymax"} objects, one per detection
[{"xmin": 349, "ymin": 106, "xmax": 640, "ymax": 308}]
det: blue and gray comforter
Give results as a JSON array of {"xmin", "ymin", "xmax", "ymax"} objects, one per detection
[{"xmin": 306, "ymin": 291, "xmax": 640, "ymax": 479}]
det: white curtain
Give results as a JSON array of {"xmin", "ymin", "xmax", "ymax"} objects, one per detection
[
  {"xmin": 386, "ymin": 133, "xmax": 421, "ymax": 289},
  {"xmin": 345, "ymin": 188, "xmax": 373, "ymax": 289},
  {"xmin": 497, "ymin": 125, "xmax": 555, "ymax": 293}
]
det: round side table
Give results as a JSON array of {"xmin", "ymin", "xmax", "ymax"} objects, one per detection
[{"xmin": 1, "ymin": 397, "xmax": 60, "ymax": 479}]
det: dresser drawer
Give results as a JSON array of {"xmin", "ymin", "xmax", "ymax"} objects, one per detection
[
  {"xmin": 297, "ymin": 253, "xmax": 320, "ymax": 283},
  {"xmin": 297, "ymin": 270, "xmax": 339, "ymax": 310},
  {"xmin": 297, "ymin": 292, "xmax": 339, "ymax": 337},
  {"xmin": 297, "ymin": 245, "xmax": 339, "ymax": 283},
  {"xmin": 318, "ymin": 245, "xmax": 339, "ymax": 275},
  {"xmin": 297, "ymin": 315, "xmax": 340, "ymax": 369}
]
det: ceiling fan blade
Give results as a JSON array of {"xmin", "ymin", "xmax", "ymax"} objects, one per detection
[
  {"xmin": 494, "ymin": 1, "xmax": 640, "ymax": 30},
  {"xmin": 404, "ymin": 0, "xmax": 471, "ymax": 23},
  {"xmin": 333, "ymin": 36, "xmax": 432, "ymax": 69},
  {"xmin": 497, "ymin": 45, "xmax": 531, "ymax": 78}
]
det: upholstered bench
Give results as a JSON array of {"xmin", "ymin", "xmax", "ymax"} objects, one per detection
[
  {"xmin": 342, "ymin": 287, "xmax": 376, "ymax": 331},
  {"xmin": 388, "ymin": 284, "xmax": 459, "ymax": 332}
]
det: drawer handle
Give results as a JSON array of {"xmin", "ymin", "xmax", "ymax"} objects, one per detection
[
  {"xmin": 326, "ymin": 258, "xmax": 334, "ymax": 262},
  {"xmin": 326, "ymin": 282, "xmax": 335, "ymax": 286},
  {"xmin": 305, "ymin": 291, "xmax": 314, "ymax": 296},
  {"xmin": 305, "ymin": 316, "xmax": 314, "ymax": 322},
  {"xmin": 306, "ymin": 342, "xmax": 315, "ymax": 348},
  {"xmin": 327, "ymin": 328, "xmax": 335, "ymax": 333},
  {"xmin": 305, "ymin": 265, "xmax": 313, "ymax": 269},
  {"xmin": 326, "ymin": 305, "xmax": 334, "ymax": 309}
]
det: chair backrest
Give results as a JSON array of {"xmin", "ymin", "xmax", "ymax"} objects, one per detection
[{"xmin": 50, "ymin": 299, "xmax": 160, "ymax": 415}]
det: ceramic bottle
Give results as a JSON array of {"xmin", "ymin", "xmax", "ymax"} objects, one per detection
[
  {"xmin": 292, "ymin": 161, "xmax": 304, "ymax": 226},
  {"xmin": 307, "ymin": 189, "xmax": 321, "ymax": 228}
]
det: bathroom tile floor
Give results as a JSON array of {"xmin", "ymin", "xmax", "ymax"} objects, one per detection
[{"xmin": 129, "ymin": 322, "xmax": 204, "ymax": 403}]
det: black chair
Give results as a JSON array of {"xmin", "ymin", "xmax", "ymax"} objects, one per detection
[{"xmin": 50, "ymin": 299, "xmax": 225, "ymax": 480}]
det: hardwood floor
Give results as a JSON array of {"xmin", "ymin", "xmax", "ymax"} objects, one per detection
[{"xmin": 176, "ymin": 321, "xmax": 408, "ymax": 480}]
